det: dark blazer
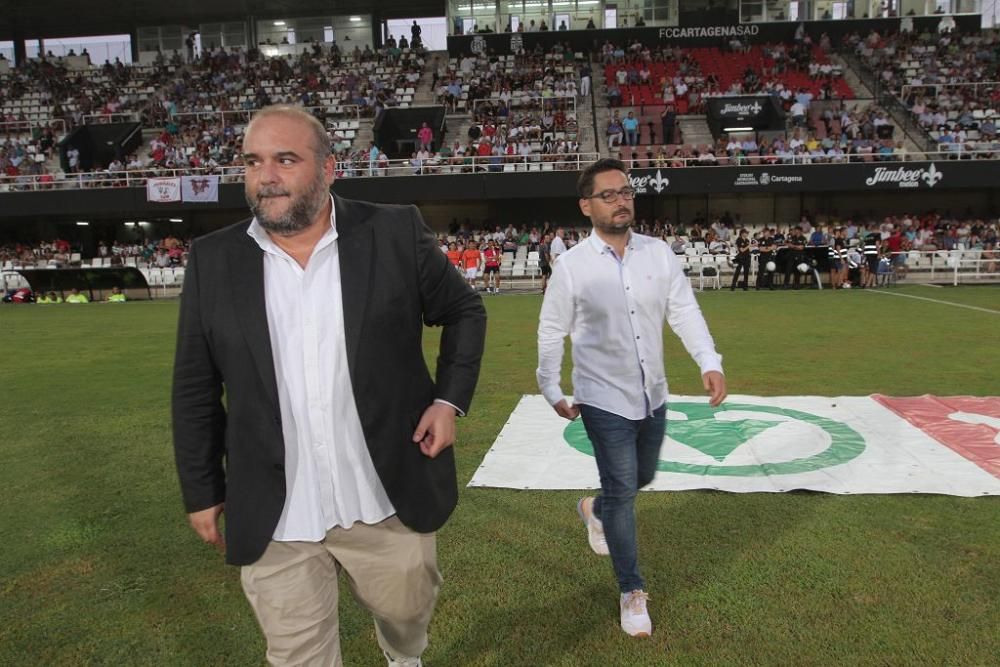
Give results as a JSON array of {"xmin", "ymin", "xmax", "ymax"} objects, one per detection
[{"xmin": 172, "ymin": 194, "xmax": 487, "ymax": 566}]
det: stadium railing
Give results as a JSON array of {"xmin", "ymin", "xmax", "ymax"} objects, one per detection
[
  {"xmin": 83, "ymin": 112, "xmax": 142, "ymax": 125},
  {"xmin": 900, "ymin": 82, "xmax": 1000, "ymax": 104},
  {"xmin": 170, "ymin": 105, "xmax": 364, "ymax": 128},
  {"xmin": 0, "ymin": 118, "xmax": 67, "ymax": 135},
  {"xmin": 936, "ymin": 143, "xmax": 1000, "ymax": 157},
  {"xmin": 4, "ymin": 150, "xmax": 998, "ymax": 192},
  {"xmin": 470, "ymin": 96, "xmax": 577, "ymax": 115},
  {"xmin": 0, "ymin": 153, "xmax": 603, "ymax": 191}
]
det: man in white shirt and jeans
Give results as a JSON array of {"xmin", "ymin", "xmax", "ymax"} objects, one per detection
[{"xmin": 536, "ymin": 158, "xmax": 727, "ymax": 638}]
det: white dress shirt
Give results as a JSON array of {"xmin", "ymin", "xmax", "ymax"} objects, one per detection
[
  {"xmin": 537, "ymin": 231, "xmax": 723, "ymax": 420},
  {"xmin": 247, "ymin": 198, "xmax": 395, "ymax": 542},
  {"xmin": 550, "ymin": 234, "xmax": 568, "ymax": 261}
]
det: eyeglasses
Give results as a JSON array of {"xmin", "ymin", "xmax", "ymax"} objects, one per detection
[{"xmin": 587, "ymin": 187, "xmax": 636, "ymax": 203}]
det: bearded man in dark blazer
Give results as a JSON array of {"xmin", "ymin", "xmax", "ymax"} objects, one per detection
[{"xmin": 172, "ymin": 105, "xmax": 486, "ymax": 667}]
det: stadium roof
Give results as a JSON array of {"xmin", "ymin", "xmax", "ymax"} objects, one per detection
[{"xmin": 0, "ymin": 0, "xmax": 445, "ymax": 41}]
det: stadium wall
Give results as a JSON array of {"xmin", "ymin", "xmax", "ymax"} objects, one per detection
[
  {"xmin": 2, "ymin": 160, "xmax": 998, "ymax": 222},
  {"xmin": 446, "ymin": 15, "xmax": 982, "ymax": 55}
]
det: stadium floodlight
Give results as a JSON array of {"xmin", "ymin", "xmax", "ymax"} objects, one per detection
[
  {"xmin": 124, "ymin": 222, "xmax": 135, "ymax": 227},
  {"xmin": 169, "ymin": 218, "xmax": 183, "ymax": 222},
  {"xmin": 349, "ymin": 16, "xmax": 362, "ymax": 22},
  {"xmin": 723, "ymin": 126, "xmax": 754, "ymax": 132},
  {"xmin": 273, "ymin": 21, "xmax": 286, "ymax": 26},
  {"xmin": 76, "ymin": 221, "xmax": 89, "ymax": 226}
]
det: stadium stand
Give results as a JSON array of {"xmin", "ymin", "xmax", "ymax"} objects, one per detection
[
  {"xmin": 600, "ymin": 40, "xmax": 853, "ymax": 113},
  {"xmin": 847, "ymin": 28, "xmax": 1000, "ymax": 158},
  {"xmin": 0, "ymin": 7, "xmax": 997, "ymax": 289}
]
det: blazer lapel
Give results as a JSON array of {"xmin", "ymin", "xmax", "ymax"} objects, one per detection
[
  {"xmin": 335, "ymin": 194, "xmax": 373, "ymax": 385},
  {"xmin": 228, "ymin": 232, "xmax": 280, "ymax": 414}
]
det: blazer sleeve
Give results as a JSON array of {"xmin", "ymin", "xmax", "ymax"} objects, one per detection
[
  {"xmin": 412, "ymin": 207, "xmax": 487, "ymax": 415},
  {"xmin": 171, "ymin": 241, "xmax": 227, "ymax": 513}
]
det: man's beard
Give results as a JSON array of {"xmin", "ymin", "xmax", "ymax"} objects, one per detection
[
  {"xmin": 594, "ymin": 208, "xmax": 633, "ymax": 235},
  {"xmin": 247, "ymin": 172, "xmax": 328, "ymax": 236}
]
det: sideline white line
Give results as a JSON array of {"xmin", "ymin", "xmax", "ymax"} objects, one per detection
[{"xmin": 867, "ymin": 289, "xmax": 1000, "ymax": 315}]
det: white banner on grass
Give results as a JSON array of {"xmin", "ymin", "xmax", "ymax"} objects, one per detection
[
  {"xmin": 146, "ymin": 177, "xmax": 181, "ymax": 203},
  {"xmin": 468, "ymin": 395, "xmax": 1000, "ymax": 497},
  {"xmin": 181, "ymin": 175, "xmax": 220, "ymax": 202}
]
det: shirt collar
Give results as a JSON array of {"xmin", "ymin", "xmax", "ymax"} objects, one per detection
[
  {"xmin": 589, "ymin": 228, "xmax": 637, "ymax": 256},
  {"xmin": 247, "ymin": 193, "xmax": 338, "ymax": 257}
]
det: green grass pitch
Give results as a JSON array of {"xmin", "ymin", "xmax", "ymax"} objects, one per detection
[{"xmin": 2, "ymin": 284, "xmax": 998, "ymax": 666}]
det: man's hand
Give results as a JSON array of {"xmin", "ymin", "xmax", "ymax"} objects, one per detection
[
  {"xmin": 703, "ymin": 371, "xmax": 727, "ymax": 407},
  {"xmin": 553, "ymin": 399, "xmax": 580, "ymax": 420},
  {"xmin": 188, "ymin": 503, "xmax": 225, "ymax": 552},
  {"xmin": 412, "ymin": 402, "xmax": 458, "ymax": 458}
]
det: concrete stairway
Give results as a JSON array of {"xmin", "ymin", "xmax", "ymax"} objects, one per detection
[
  {"xmin": 832, "ymin": 53, "xmax": 874, "ymax": 99},
  {"xmin": 677, "ymin": 115, "xmax": 714, "ymax": 148},
  {"xmin": 834, "ymin": 53, "xmax": 927, "ymax": 157}
]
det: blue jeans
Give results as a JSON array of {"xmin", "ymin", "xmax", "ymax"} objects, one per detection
[{"xmin": 579, "ymin": 403, "xmax": 666, "ymax": 593}]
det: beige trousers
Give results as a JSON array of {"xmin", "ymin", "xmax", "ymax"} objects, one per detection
[{"xmin": 240, "ymin": 515, "xmax": 441, "ymax": 666}]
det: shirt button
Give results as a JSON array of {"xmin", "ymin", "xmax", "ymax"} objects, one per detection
[
  {"xmin": 631, "ymin": 310, "xmax": 635, "ymax": 314},
  {"xmin": 636, "ymin": 335, "xmax": 640, "ymax": 339}
]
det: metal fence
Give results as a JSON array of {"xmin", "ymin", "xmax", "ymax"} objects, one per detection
[
  {"xmin": 82, "ymin": 112, "xmax": 142, "ymax": 125},
  {"xmin": 6, "ymin": 150, "xmax": 1000, "ymax": 193},
  {"xmin": 901, "ymin": 82, "xmax": 1000, "ymax": 104},
  {"xmin": 170, "ymin": 105, "xmax": 363, "ymax": 129},
  {"xmin": 470, "ymin": 96, "xmax": 578, "ymax": 115},
  {"xmin": 0, "ymin": 153, "xmax": 603, "ymax": 191}
]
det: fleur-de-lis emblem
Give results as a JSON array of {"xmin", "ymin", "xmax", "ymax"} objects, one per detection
[
  {"xmin": 650, "ymin": 169, "xmax": 669, "ymax": 193},
  {"xmin": 751, "ymin": 101, "xmax": 762, "ymax": 114},
  {"xmin": 922, "ymin": 163, "xmax": 943, "ymax": 188}
]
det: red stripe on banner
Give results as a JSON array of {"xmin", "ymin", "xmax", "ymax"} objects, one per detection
[{"xmin": 873, "ymin": 395, "xmax": 1000, "ymax": 480}]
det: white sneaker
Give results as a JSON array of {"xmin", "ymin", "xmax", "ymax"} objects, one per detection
[
  {"xmin": 576, "ymin": 497, "xmax": 609, "ymax": 556},
  {"xmin": 384, "ymin": 650, "xmax": 422, "ymax": 667},
  {"xmin": 620, "ymin": 590, "xmax": 652, "ymax": 637}
]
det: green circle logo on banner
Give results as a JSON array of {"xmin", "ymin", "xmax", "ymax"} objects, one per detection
[{"xmin": 563, "ymin": 402, "xmax": 866, "ymax": 476}]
